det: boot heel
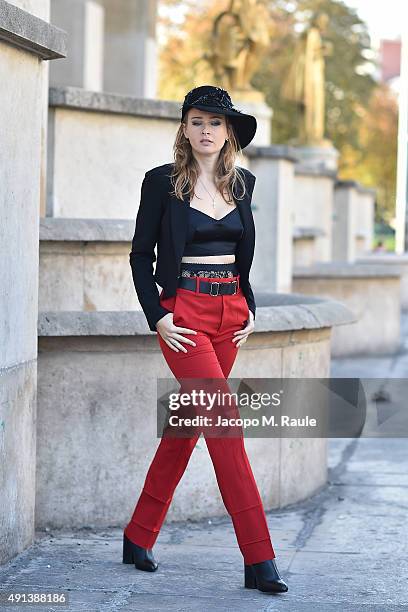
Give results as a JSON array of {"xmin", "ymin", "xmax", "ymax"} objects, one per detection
[
  {"xmin": 122, "ymin": 533, "xmax": 134, "ymax": 564},
  {"xmin": 122, "ymin": 532, "xmax": 158, "ymax": 571},
  {"xmin": 244, "ymin": 563, "xmax": 257, "ymax": 589}
]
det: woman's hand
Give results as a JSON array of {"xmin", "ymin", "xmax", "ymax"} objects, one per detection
[
  {"xmin": 232, "ymin": 310, "xmax": 255, "ymax": 347},
  {"xmin": 156, "ymin": 313, "xmax": 198, "ymax": 353}
]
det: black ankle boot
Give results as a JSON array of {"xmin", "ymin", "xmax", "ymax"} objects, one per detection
[
  {"xmin": 122, "ymin": 533, "xmax": 158, "ymax": 572},
  {"xmin": 244, "ymin": 558, "xmax": 288, "ymax": 593}
]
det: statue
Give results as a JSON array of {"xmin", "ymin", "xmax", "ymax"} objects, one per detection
[
  {"xmin": 281, "ymin": 13, "xmax": 333, "ymax": 146},
  {"xmin": 203, "ymin": 0, "xmax": 271, "ymax": 97}
]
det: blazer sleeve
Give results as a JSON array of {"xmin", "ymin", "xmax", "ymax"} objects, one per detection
[
  {"xmin": 243, "ymin": 169, "xmax": 256, "ymax": 321},
  {"xmin": 129, "ymin": 172, "xmax": 172, "ymax": 332},
  {"xmin": 246, "ymin": 283, "xmax": 256, "ymax": 322}
]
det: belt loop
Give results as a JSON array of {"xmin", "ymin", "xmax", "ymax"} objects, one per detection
[
  {"xmin": 237, "ymin": 274, "xmax": 240, "ymax": 292},
  {"xmin": 195, "ymin": 275, "xmax": 199, "ymax": 293}
]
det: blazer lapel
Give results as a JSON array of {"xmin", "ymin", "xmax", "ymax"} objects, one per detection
[{"xmin": 169, "ymin": 191, "xmax": 190, "ymax": 268}]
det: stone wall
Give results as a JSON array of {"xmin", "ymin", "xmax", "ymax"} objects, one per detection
[{"xmin": 0, "ymin": 0, "xmax": 66, "ymax": 564}]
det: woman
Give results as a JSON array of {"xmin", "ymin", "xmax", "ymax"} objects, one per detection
[{"xmin": 123, "ymin": 85, "xmax": 288, "ymax": 594}]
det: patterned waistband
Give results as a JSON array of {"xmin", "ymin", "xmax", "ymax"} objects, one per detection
[{"xmin": 179, "ymin": 262, "xmax": 239, "ymax": 279}]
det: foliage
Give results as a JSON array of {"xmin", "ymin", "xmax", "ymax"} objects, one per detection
[
  {"xmin": 339, "ymin": 85, "xmax": 398, "ymax": 223},
  {"xmin": 158, "ymin": 0, "xmax": 398, "ymax": 219}
]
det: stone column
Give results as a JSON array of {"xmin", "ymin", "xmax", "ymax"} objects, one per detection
[
  {"xmin": 293, "ymin": 166, "xmax": 337, "ymax": 265},
  {"xmin": 49, "ymin": 0, "xmax": 104, "ymax": 90},
  {"xmin": 244, "ymin": 145, "xmax": 298, "ymax": 293},
  {"xmin": 0, "ymin": 0, "xmax": 66, "ymax": 565},
  {"xmin": 395, "ymin": 29, "xmax": 408, "ymax": 252},
  {"xmin": 99, "ymin": 0, "xmax": 158, "ymax": 97},
  {"xmin": 7, "ymin": 0, "xmax": 48, "ymax": 17},
  {"xmin": 354, "ymin": 185, "xmax": 376, "ymax": 256},
  {"xmin": 333, "ymin": 180, "xmax": 375, "ymax": 262},
  {"xmin": 293, "ymin": 144, "xmax": 340, "ymax": 173}
]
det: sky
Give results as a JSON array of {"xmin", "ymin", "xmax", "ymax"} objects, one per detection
[{"xmin": 330, "ymin": 0, "xmax": 402, "ymax": 45}]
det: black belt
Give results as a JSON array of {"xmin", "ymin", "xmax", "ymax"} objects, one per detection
[{"xmin": 177, "ymin": 276, "xmax": 239, "ymax": 296}]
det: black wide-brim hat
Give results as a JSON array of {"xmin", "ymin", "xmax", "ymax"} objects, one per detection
[{"xmin": 181, "ymin": 85, "xmax": 257, "ymax": 150}]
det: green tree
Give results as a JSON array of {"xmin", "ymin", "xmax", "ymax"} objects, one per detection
[
  {"xmin": 340, "ymin": 84, "xmax": 398, "ymax": 223},
  {"xmin": 158, "ymin": 0, "xmax": 397, "ymax": 218},
  {"xmin": 256, "ymin": 0, "xmax": 377, "ymax": 151}
]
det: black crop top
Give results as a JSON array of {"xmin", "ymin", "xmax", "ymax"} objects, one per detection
[{"xmin": 183, "ymin": 206, "xmax": 244, "ymax": 257}]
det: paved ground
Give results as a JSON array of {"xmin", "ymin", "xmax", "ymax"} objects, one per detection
[{"xmin": 1, "ymin": 318, "xmax": 408, "ymax": 611}]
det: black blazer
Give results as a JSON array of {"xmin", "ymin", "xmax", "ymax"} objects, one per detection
[{"xmin": 130, "ymin": 162, "xmax": 257, "ymax": 332}]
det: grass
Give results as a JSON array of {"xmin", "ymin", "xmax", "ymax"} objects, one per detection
[{"xmin": 373, "ymin": 234, "xmax": 395, "ymax": 252}]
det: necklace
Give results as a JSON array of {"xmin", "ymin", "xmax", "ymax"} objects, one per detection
[{"xmin": 198, "ymin": 176, "xmax": 217, "ymax": 211}]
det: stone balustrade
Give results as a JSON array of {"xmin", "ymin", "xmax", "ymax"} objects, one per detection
[{"xmin": 36, "ymin": 294, "xmax": 355, "ymax": 528}]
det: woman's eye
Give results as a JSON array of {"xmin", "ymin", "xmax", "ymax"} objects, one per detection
[{"xmin": 192, "ymin": 122, "xmax": 221, "ymax": 126}]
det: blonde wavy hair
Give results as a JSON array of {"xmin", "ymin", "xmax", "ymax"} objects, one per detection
[{"xmin": 169, "ymin": 111, "xmax": 248, "ymax": 204}]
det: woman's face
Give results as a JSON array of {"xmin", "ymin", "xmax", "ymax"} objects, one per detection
[{"xmin": 183, "ymin": 109, "xmax": 228, "ymax": 156}]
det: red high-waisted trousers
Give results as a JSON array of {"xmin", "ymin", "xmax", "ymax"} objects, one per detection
[{"xmin": 124, "ymin": 274, "xmax": 275, "ymax": 565}]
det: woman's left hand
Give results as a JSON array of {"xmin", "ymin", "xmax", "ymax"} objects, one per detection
[{"xmin": 232, "ymin": 310, "xmax": 255, "ymax": 347}]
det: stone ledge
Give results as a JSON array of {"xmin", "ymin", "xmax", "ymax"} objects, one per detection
[
  {"xmin": 38, "ymin": 294, "xmax": 355, "ymax": 337},
  {"xmin": 255, "ymin": 292, "xmax": 356, "ymax": 330},
  {"xmin": 0, "ymin": 0, "xmax": 67, "ymax": 59},
  {"xmin": 49, "ymin": 85, "xmax": 181, "ymax": 119},
  {"xmin": 295, "ymin": 164, "xmax": 337, "ymax": 179},
  {"xmin": 293, "ymin": 262, "xmax": 402, "ymax": 278},
  {"xmin": 244, "ymin": 144, "xmax": 299, "ymax": 163},
  {"xmin": 335, "ymin": 179, "xmax": 376, "ymax": 196},
  {"xmin": 357, "ymin": 254, "xmax": 408, "ymax": 264},
  {"xmin": 293, "ymin": 227, "xmax": 326, "ymax": 239},
  {"xmin": 40, "ymin": 218, "xmax": 134, "ymax": 242}
]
